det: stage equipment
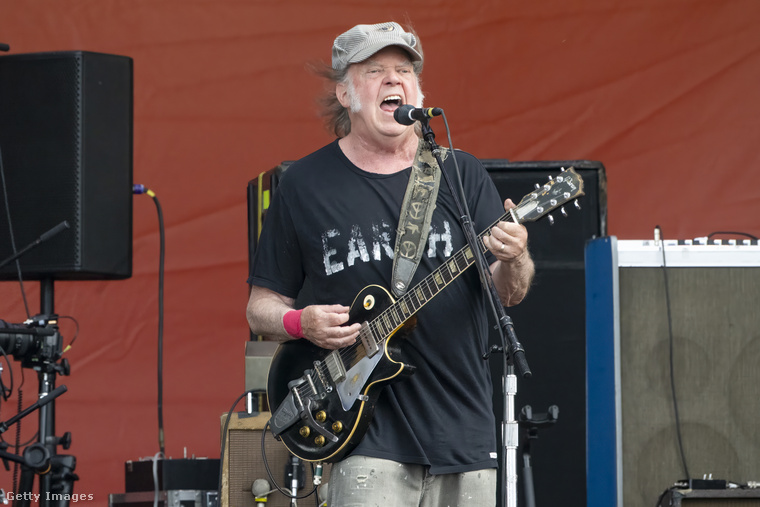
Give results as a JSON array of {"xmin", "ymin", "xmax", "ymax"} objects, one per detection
[
  {"xmin": 483, "ymin": 159, "xmax": 607, "ymax": 507},
  {"xmin": 109, "ymin": 490, "xmax": 218, "ymax": 507},
  {"xmin": 244, "ymin": 340, "xmax": 278, "ymax": 413},
  {"xmin": 517, "ymin": 405, "xmax": 559, "ymax": 507},
  {"xmin": 658, "ymin": 488, "xmax": 760, "ymax": 506},
  {"xmin": 247, "ymin": 163, "xmax": 290, "ymax": 274},
  {"xmin": 123, "ymin": 458, "xmax": 220, "ymax": 492},
  {"xmin": 0, "ymin": 50, "xmax": 133, "ymax": 280},
  {"xmin": 108, "ymin": 457, "xmax": 220, "ymax": 507},
  {"xmin": 586, "ymin": 237, "xmax": 760, "ymax": 507},
  {"xmin": 220, "ymin": 412, "xmax": 330, "ymax": 507},
  {"xmin": 0, "ymin": 316, "xmax": 77, "ymax": 507}
]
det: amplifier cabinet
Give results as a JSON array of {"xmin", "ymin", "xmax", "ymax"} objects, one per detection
[
  {"xmin": 586, "ymin": 237, "xmax": 760, "ymax": 507},
  {"xmin": 220, "ymin": 412, "xmax": 330, "ymax": 507},
  {"xmin": 659, "ymin": 488, "xmax": 760, "ymax": 506}
]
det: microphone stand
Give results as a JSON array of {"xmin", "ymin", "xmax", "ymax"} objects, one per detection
[
  {"xmin": 0, "ymin": 221, "xmax": 70, "ymax": 271},
  {"xmin": 417, "ymin": 118, "xmax": 531, "ymax": 507}
]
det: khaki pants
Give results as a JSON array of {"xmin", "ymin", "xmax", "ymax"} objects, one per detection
[{"xmin": 325, "ymin": 455, "xmax": 497, "ymax": 507}]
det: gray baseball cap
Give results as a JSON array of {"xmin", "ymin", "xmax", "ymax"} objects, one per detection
[{"xmin": 332, "ymin": 22, "xmax": 423, "ymax": 71}]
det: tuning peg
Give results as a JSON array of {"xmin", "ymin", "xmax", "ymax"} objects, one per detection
[
  {"xmin": 560, "ymin": 167, "xmax": 566, "ymax": 172},
  {"xmin": 547, "ymin": 214, "xmax": 555, "ymax": 225},
  {"xmin": 561, "ymin": 206, "xmax": 568, "ymax": 217},
  {"xmin": 547, "ymin": 175, "xmax": 554, "ymax": 181},
  {"xmin": 534, "ymin": 183, "xmax": 541, "ymax": 190},
  {"xmin": 574, "ymin": 200, "xmax": 582, "ymax": 210}
]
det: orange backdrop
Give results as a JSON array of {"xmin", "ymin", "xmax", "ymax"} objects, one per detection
[{"xmin": 1, "ymin": 0, "xmax": 759, "ymax": 504}]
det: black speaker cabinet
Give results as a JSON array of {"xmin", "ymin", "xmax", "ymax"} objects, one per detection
[
  {"xmin": 221, "ymin": 412, "xmax": 330, "ymax": 507},
  {"xmin": 483, "ymin": 160, "xmax": 607, "ymax": 507},
  {"xmin": 247, "ymin": 159, "xmax": 607, "ymax": 507},
  {"xmin": 587, "ymin": 238, "xmax": 760, "ymax": 507},
  {"xmin": 0, "ymin": 51, "xmax": 133, "ymax": 280},
  {"xmin": 247, "ymin": 162, "xmax": 290, "ymax": 275}
]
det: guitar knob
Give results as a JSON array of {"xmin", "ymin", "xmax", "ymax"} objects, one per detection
[
  {"xmin": 332, "ymin": 421, "xmax": 344, "ymax": 433},
  {"xmin": 299, "ymin": 426, "xmax": 311, "ymax": 438},
  {"xmin": 547, "ymin": 214, "xmax": 555, "ymax": 225},
  {"xmin": 315, "ymin": 435, "xmax": 326, "ymax": 447},
  {"xmin": 315, "ymin": 411, "xmax": 327, "ymax": 423}
]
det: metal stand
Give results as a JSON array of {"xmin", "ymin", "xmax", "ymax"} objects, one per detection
[
  {"xmin": 418, "ymin": 118, "xmax": 531, "ymax": 507},
  {"xmin": 7, "ymin": 279, "xmax": 78, "ymax": 507},
  {"xmin": 518, "ymin": 405, "xmax": 559, "ymax": 507}
]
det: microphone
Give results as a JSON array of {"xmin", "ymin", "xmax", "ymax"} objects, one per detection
[
  {"xmin": 251, "ymin": 478, "xmax": 270, "ymax": 506},
  {"xmin": 393, "ymin": 104, "xmax": 443, "ymax": 126}
]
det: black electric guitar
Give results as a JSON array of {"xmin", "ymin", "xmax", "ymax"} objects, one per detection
[{"xmin": 266, "ymin": 167, "xmax": 584, "ymax": 462}]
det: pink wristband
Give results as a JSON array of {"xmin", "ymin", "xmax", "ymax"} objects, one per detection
[{"xmin": 283, "ymin": 309, "xmax": 304, "ymax": 338}]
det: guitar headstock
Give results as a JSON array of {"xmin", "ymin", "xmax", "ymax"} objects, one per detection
[{"xmin": 512, "ymin": 167, "xmax": 585, "ymax": 224}]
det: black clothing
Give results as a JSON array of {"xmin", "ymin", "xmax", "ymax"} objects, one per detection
[{"xmin": 250, "ymin": 139, "xmax": 505, "ymax": 473}]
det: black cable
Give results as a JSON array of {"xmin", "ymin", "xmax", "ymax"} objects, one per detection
[
  {"xmin": 655, "ymin": 486, "xmax": 675, "ymax": 507},
  {"xmin": 152, "ymin": 194, "xmax": 166, "ymax": 457},
  {"xmin": 0, "ymin": 346, "xmax": 12, "ymax": 400},
  {"xmin": 0, "ymin": 146, "xmax": 31, "ymax": 318},
  {"xmin": 134, "ymin": 185, "xmax": 166, "ymax": 457},
  {"xmin": 218, "ymin": 390, "xmax": 252, "ymax": 502},
  {"xmin": 656, "ymin": 226, "xmax": 690, "ymax": 482},
  {"xmin": 13, "ymin": 384, "xmax": 23, "ymax": 493},
  {"xmin": 58, "ymin": 315, "xmax": 80, "ymax": 353},
  {"xmin": 260, "ymin": 419, "xmax": 318, "ymax": 500}
]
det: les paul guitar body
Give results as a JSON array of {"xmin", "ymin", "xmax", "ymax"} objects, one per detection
[
  {"xmin": 266, "ymin": 167, "xmax": 585, "ymax": 463},
  {"xmin": 267, "ymin": 284, "xmax": 413, "ymax": 463}
]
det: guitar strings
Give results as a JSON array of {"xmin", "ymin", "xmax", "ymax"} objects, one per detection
[
  {"xmin": 361, "ymin": 209, "xmax": 515, "ymax": 347},
  {"xmin": 292, "ymin": 210, "xmax": 517, "ymax": 400}
]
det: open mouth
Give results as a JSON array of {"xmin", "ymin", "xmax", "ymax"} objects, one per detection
[{"xmin": 380, "ymin": 95, "xmax": 403, "ymax": 112}]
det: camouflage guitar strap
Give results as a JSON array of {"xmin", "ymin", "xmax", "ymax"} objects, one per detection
[{"xmin": 391, "ymin": 139, "xmax": 447, "ymax": 297}]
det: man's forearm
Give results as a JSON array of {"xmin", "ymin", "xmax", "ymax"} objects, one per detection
[
  {"xmin": 246, "ymin": 286, "xmax": 296, "ymax": 340},
  {"xmin": 491, "ymin": 251, "xmax": 535, "ymax": 307}
]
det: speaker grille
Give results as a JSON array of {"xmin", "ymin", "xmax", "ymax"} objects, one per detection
[
  {"xmin": 0, "ymin": 51, "xmax": 132, "ymax": 279},
  {"xmin": 222, "ymin": 412, "xmax": 330, "ymax": 507},
  {"xmin": 620, "ymin": 267, "xmax": 760, "ymax": 506}
]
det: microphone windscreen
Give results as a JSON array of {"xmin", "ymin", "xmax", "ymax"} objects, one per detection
[
  {"xmin": 393, "ymin": 104, "xmax": 416, "ymax": 126},
  {"xmin": 252, "ymin": 478, "xmax": 270, "ymax": 497}
]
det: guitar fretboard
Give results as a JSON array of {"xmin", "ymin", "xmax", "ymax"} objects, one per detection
[{"xmin": 367, "ymin": 209, "xmax": 516, "ymax": 345}]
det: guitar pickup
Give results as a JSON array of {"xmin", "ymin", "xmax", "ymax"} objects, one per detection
[
  {"xmin": 324, "ymin": 351, "xmax": 346, "ymax": 383},
  {"xmin": 359, "ymin": 321, "xmax": 380, "ymax": 358}
]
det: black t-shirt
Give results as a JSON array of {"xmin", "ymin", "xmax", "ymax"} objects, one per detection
[{"xmin": 250, "ymin": 139, "xmax": 505, "ymax": 473}]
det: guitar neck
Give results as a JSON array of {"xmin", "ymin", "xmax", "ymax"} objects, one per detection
[
  {"xmin": 370, "ymin": 210, "xmax": 516, "ymax": 341},
  {"xmin": 367, "ymin": 167, "xmax": 583, "ymax": 344}
]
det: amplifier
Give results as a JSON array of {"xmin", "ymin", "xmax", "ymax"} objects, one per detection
[
  {"xmin": 221, "ymin": 412, "xmax": 330, "ymax": 507},
  {"xmin": 659, "ymin": 488, "xmax": 760, "ymax": 506},
  {"xmin": 586, "ymin": 238, "xmax": 760, "ymax": 506},
  {"xmin": 124, "ymin": 458, "xmax": 220, "ymax": 492},
  {"xmin": 109, "ymin": 490, "xmax": 218, "ymax": 507}
]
